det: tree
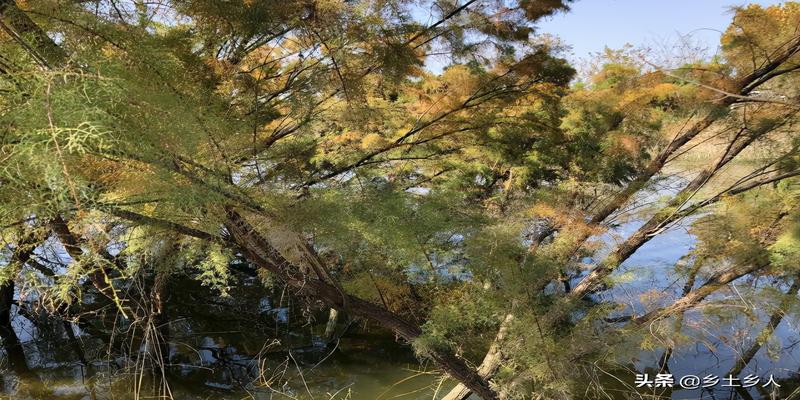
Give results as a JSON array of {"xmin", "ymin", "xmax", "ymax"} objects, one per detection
[
  {"xmin": 1, "ymin": 1, "xmax": 800, "ymax": 399},
  {"xmin": 443, "ymin": 3, "xmax": 800, "ymax": 398},
  {"xmin": 0, "ymin": 0, "xmax": 574, "ymax": 398}
]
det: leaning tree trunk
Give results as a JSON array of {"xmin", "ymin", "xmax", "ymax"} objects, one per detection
[
  {"xmin": 441, "ymin": 311, "xmax": 515, "ymax": 400},
  {"xmin": 0, "ymin": 0, "xmax": 66, "ymax": 66},
  {"xmin": 571, "ymin": 35, "xmax": 800, "ymax": 297},
  {"xmin": 450, "ymin": 32, "xmax": 800, "ymax": 398},
  {"xmin": 223, "ymin": 208, "xmax": 500, "ymax": 399}
]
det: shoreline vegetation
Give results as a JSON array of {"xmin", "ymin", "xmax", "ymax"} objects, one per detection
[{"xmin": 1, "ymin": 1, "xmax": 800, "ymax": 399}]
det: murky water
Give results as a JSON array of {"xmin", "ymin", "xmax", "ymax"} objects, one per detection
[
  {"xmin": 1, "ymin": 334, "xmax": 455, "ymax": 399},
  {"xmin": 1, "ymin": 270, "xmax": 462, "ymax": 400}
]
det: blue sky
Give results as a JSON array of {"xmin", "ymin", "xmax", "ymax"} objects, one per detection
[{"xmin": 536, "ymin": 0, "xmax": 785, "ymax": 62}]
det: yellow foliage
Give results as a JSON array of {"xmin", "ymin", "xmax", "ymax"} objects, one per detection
[
  {"xmin": 330, "ymin": 130, "xmax": 361, "ymax": 145},
  {"xmin": 439, "ymin": 65, "xmax": 480, "ymax": 102},
  {"xmin": 610, "ymin": 132, "xmax": 641, "ymax": 154},
  {"xmin": 650, "ymin": 83, "xmax": 678, "ymax": 98},
  {"xmin": 360, "ymin": 133, "xmax": 388, "ymax": 150}
]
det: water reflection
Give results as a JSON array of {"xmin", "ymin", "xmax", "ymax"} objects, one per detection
[{"xmin": 1, "ymin": 273, "xmax": 455, "ymax": 400}]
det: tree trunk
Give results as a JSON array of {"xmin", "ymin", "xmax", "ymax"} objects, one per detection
[
  {"xmin": 50, "ymin": 216, "xmax": 120, "ymax": 301},
  {"xmin": 633, "ymin": 261, "xmax": 768, "ymax": 325},
  {"xmin": 571, "ymin": 125, "xmax": 774, "ymax": 298},
  {"xmin": 0, "ymin": 0, "xmax": 67, "ymax": 66},
  {"xmin": 322, "ymin": 308, "xmax": 339, "ymax": 343},
  {"xmin": 223, "ymin": 208, "xmax": 499, "ymax": 399},
  {"xmin": 568, "ymin": 35, "xmax": 800, "ymax": 297},
  {"xmin": 442, "ymin": 311, "xmax": 515, "ymax": 400},
  {"xmin": 62, "ymin": 321, "xmax": 89, "ymax": 366}
]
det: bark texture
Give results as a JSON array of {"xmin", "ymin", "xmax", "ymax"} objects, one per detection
[{"xmin": 223, "ymin": 208, "xmax": 499, "ymax": 399}]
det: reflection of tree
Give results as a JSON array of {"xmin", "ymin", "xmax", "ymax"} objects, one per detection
[
  {"xmin": 1, "ymin": 230, "xmax": 38, "ymax": 376},
  {"xmin": 1, "ymin": 279, "xmax": 30, "ymax": 375},
  {"xmin": 729, "ymin": 275, "xmax": 800, "ymax": 377}
]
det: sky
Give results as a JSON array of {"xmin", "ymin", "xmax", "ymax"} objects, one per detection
[{"xmin": 536, "ymin": 0, "xmax": 786, "ymax": 63}]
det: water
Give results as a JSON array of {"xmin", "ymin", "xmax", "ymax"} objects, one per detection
[
  {"xmin": 1, "ymin": 326, "xmax": 456, "ymax": 399},
  {"xmin": 2, "ymin": 173, "xmax": 799, "ymax": 399},
  {"xmin": 1, "ymin": 273, "xmax": 458, "ymax": 400},
  {"xmin": 590, "ymin": 170, "xmax": 800, "ymax": 399}
]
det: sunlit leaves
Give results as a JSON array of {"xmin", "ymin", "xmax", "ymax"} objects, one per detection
[{"xmin": 722, "ymin": 3, "xmax": 800, "ymax": 78}]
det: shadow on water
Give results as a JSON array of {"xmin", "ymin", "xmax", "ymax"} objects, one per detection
[
  {"xmin": 1, "ymin": 333, "xmax": 451, "ymax": 400},
  {"xmin": 0, "ymin": 273, "xmax": 456, "ymax": 400}
]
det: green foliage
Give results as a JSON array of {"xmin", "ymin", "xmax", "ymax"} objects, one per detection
[
  {"xmin": 2, "ymin": 1, "xmax": 800, "ymax": 398},
  {"xmin": 195, "ymin": 244, "xmax": 233, "ymax": 296},
  {"xmin": 414, "ymin": 285, "xmax": 501, "ymax": 355}
]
